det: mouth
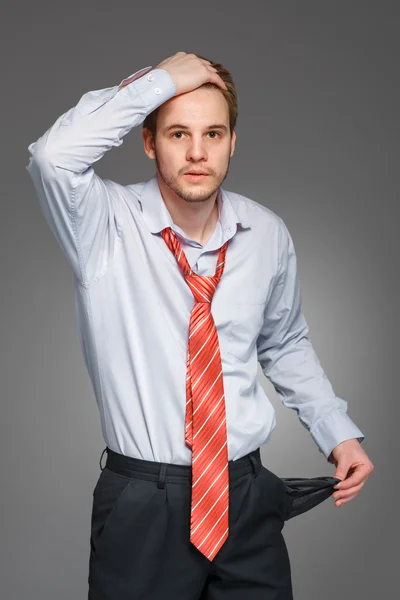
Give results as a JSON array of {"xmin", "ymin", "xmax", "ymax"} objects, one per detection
[{"xmin": 183, "ymin": 172, "xmax": 210, "ymax": 181}]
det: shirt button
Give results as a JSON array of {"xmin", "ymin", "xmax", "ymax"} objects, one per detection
[
  {"xmin": 147, "ymin": 73, "xmax": 155, "ymax": 81},
  {"xmin": 154, "ymin": 87, "xmax": 161, "ymax": 94}
]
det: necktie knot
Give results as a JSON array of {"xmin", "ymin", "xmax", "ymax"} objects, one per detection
[
  {"xmin": 161, "ymin": 227, "xmax": 229, "ymax": 292},
  {"xmin": 185, "ymin": 274, "xmax": 218, "ymax": 304}
]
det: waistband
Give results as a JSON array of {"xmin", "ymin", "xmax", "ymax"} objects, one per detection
[{"xmin": 99, "ymin": 446, "xmax": 262, "ymax": 488}]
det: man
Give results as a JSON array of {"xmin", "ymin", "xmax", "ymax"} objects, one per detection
[{"xmin": 26, "ymin": 51, "xmax": 373, "ymax": 599}]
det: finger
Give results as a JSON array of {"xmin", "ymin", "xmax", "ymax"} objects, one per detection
[
  {"xmin": 335, "ymin": 492, "xmax": 359, "ymax": 506},
  {"xmin": 336, "ymin": 466, "xmax": 369, "ymax": 490},
  {"xmin": 337, "ymin": 475, "xmax": 363, "ymax": 491},
  {"xmin": 197, "ymin": 59, "xmax": 227, "ymax": 90},
  {"xmin": 333, "ymin": 481, "xmax": 364, "ymax": 501},
  {"xmin": 210, "ymin": 72, "xmax": 228, "ymax": 90},
  {"xmin": 204, "ymin": 64, "xmax": 218, "ymax": 74},
  {"xmin": 200, "ymin": 61, "xmax": 220, "ymax": 79},
  {"xmin": 197, "ymin": 57, "xmax": 214, "ymax": 68}
]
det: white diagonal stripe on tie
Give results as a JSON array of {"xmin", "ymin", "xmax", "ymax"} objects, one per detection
[
  {"xmin": 192, "ymin": 440, "xmax": 227, "ymax": 487},
  {"xmin": 187, "ymin": 281, "xmax": 211, "ymax": 303},
  {"xmin": 188, "ymin": 278, "xmax": 216, "ymax": 300},
  {"xmin": 191, "ymin": 346, "xmax": 219, "ymax": 386},
  {"xmin": 192, "ymin": 418, "xmax": 226, "ymax": 464},
  {"xmin": 197, "ymin": 505, "xmax": 229, "ymax": 549},
  {"xmin": 192, "ymin": 370, "xmax": 223, "ymax": 413},
  {"xmin": 191, "ymin": 482, "xmax": 229, "ymax": 535},
  {"xmin": 188, "ymin": 313, "xmax": 209, "ymax": 339},
  {"xmin": 192, "ymin": 467, "xmax": 227, "ymax": 513},
  {"xmin": 208, "ymin": 527, "xmax": 229, "ymax": 559},
  {"xmin": 190, "ymin": 329, "xmax": 215, "ymax": 364},
  {"xmin": 193, "ymin": 395, "xmax": 224, "ymax": 439}
]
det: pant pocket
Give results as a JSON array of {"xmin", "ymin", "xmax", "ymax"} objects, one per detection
[
  {"xmin": 90, "ymin": 468, "xmax": 133, "ymax": 556},
  {"xmin": 281, "ymin": 476, "xmax": 341, "ymax": 520}
]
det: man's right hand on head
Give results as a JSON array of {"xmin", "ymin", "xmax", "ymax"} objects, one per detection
[{"xmin": 154, "ymin": 51, "xmax": 227, "ymax": 97}]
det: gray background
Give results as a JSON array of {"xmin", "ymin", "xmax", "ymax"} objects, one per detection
[{"xmin": 1, "ymin": 0, "xmax": 398, "ymax": 598}]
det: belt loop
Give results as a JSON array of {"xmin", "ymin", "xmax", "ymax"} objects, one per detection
[
  {"xmin": 99, "ymin": 447, "xmax": 108, "ymax": 471},
  {"xmin": 249, "ymin": 454, "xmax": 260, "ymax": 478},
  {"xmin": 158, "ymin": 464, "xmax": 167, "ymax": 488}
]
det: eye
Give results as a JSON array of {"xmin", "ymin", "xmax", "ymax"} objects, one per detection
[{"xmin": 171, "ymin": 131, "xmax": 222, "ymax": 139}]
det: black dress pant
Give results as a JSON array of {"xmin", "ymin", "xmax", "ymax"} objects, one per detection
[{"xmin": 88, "ymin": 446, "xmax": 294, "ymax": 599}]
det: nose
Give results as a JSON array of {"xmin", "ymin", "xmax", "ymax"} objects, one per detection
[{"xmin": 186, "ymin": 135, "xmax": 208, "ymax": 162}]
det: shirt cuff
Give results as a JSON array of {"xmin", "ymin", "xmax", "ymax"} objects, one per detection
[
  {"xmin": 118, "ymin": 66, "xmax": 154, "ymax": 88},
  {"xmin": 118, "ymin": 67, "xmax": 177, "ymax": 114},
  {"xmin": 310, "ymin": 409, "xmax": 365, "ymax": 459}
]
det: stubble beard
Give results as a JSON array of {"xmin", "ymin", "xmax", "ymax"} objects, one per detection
[{"xmin": 155, "ymin": 154, "xmax": 231, "ymax": 204}]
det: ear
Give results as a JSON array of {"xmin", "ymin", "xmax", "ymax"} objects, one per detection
[
  {"xmin": 230, "ymin": 129, "xmax": 236, "ymax": 157},
  {"xmin": 142, "ymin": 128, "xmax": 156, "ymax": 160}
]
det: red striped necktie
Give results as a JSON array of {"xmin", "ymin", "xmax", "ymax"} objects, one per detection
[{"xmin": 161, "ymin": 226, "xmax": 230, "ymax": 562}]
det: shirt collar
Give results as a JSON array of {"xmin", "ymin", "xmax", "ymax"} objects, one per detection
[{"xmin": 138, "ymin": 174, "xmax": 251, "ymax": 236}]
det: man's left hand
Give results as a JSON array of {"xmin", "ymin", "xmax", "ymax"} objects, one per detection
[{"xmin": 328, "ymin": 438, "xmax": 374, "ymax": 507}]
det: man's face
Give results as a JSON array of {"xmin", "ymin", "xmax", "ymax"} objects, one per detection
[{"xmin": 143, "ymin": 87, "xmax": 236, "ymax": 204}]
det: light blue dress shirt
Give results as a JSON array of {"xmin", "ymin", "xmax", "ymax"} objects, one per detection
[{"xmin": 26, "ymin": 65, "xmax": 365, "ymax": 465}]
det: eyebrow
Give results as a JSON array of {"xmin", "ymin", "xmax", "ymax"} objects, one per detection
[{"xmin": 163, "ymin": 123, "xmax": 228, "ymax": 133}]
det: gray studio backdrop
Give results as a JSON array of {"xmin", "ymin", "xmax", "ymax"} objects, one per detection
[{"xmin": 2, "ymin": 1, "xmax": 398, "ymax": 598}]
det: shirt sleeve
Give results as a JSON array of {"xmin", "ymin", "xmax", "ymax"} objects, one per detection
[
  {"xmin": 256, "ymin": 217, "xmax": 365, "ymax": 460},
  {"xmin": 25, "ymin": 66, "xmax": 176, "ymax": 287}
]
